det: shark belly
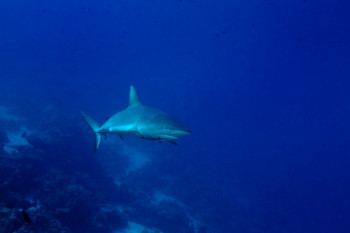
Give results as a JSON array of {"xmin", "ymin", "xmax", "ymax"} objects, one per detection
[{"xmin": 108, "ymin": 124, "xmax": 139, "ymax": 137}]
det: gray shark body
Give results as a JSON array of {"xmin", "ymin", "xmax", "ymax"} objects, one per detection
[{"xmin": 80, "ymin": 86, "xmax": 191, "ymax": 152}]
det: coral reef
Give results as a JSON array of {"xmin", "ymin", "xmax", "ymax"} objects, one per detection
[{"xmin": 0, "ymin": 106, "xmax": 204, "ymax": 233}]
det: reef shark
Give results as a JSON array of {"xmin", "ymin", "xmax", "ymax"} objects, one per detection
[{"xmin": 80, "ymin": 85, "xmax": 191, "ymax": 152}]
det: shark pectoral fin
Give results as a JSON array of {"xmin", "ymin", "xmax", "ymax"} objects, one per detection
[
  {"xmin": 80, "ymin": 111, "xmax": 102, "ymax": 152},
  {"xmin": 168, "ymin": 141, "xmax": 178, "ymax": 146}
]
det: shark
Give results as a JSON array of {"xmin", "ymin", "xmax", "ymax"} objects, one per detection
[{"xmin": 80, "ymin": 85, "xmax": 191, "ymax": 152}]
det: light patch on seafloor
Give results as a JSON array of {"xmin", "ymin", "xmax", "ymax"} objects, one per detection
[
  {"xmin": 121, "ymin": 145, "xmax": 149, "ymax": 174},
  {"xmin": 114, "ymin": 178, "xmax": 122, "ymax": 187},
  {"xmin": 187, "ymin": 213, "xmax": 206, "ymax": 233},
  {"xmin": 0, "ymin": 105, "xmax": 20, "ymax": 121},
  {"xmin": 6, "ymin": 129, "xmax": 30, "ymax": 146},
  {"xmin": 152, "ymin": 191, "xmax": 186, "ymax": 208},
  {"xmin": 101, "ymin": 204, "xmax": 123, "ymax": 215},
  {"xmin": 3, "ymin": 129, "xmax": 32, "ymax": 153},
  {"xmin": 0, "ymin": 105, "xmax": 31, "ymax": 153},
  {"xmin": 116, "ymin": 221, "xmax": 162, "ymax": 233},
  {"xmin": 0, "ymin": 202, "xmax": 11, "ymax": 214}
]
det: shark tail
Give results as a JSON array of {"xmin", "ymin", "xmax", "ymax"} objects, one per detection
[{"xmin": 80, "ymin": 111, "xmax": 102, "ymax": 152}]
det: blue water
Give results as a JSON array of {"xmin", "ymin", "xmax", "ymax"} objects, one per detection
[{"xmin": 1, "ymin": 0, "xmax": 349, "ymax": 232}]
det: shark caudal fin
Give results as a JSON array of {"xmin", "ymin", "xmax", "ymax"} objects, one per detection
[{"xmin": 80, "ymin": 111, "xmax": 101, "ymax": 152}]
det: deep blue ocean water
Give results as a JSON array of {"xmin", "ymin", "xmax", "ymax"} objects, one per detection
[{"xmin": 1, "ymin": 0, "xmax": 349, "ymax": 232}]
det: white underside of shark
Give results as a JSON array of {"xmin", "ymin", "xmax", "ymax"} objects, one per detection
[{"xmin": 80, "ymin": 85, "xmax": 191, "ymax": 152}]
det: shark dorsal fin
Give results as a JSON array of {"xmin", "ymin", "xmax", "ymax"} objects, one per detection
[{"xmin": 128, "ymin": 85, "xmax": 142, "ymax": 107}]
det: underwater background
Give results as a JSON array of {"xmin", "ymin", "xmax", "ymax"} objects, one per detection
[{"xmin": 1, "ymin": 0, "xmax": 349, "ymax": 232}]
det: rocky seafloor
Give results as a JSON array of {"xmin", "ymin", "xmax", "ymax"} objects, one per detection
[{"xmin": 0, "ymin": 105, "xmax": 210, "ymax": 233}]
